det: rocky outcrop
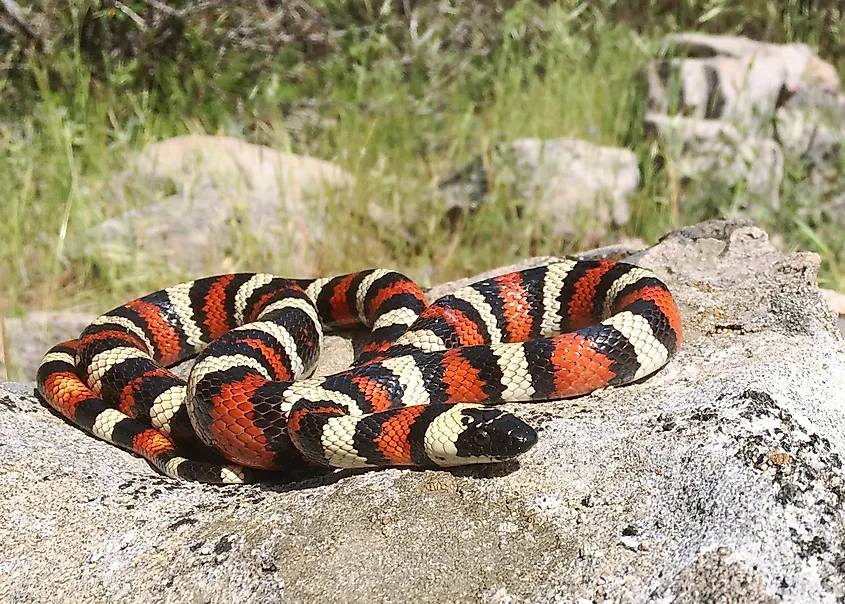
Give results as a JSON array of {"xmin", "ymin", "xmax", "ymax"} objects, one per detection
[
  {"xmin": 78, "ymin": 135, "xmax": 355, "ymax": 277},
  {"xmin": 644, "ymin": 114, "xmax": 784, "ymax": 206},
  {"xmin": 644, "ymin": 32, "xmax": 844, "ymax": 212},
  {"xmin": 440, "ymin": 138, "xmax": 640, "ymax": 240},
  {"xmin": 821, "ymin": 288, "xmax": 845, "ymax": 336},
  {"xmin": 647, "ymin": 33, "xmax": 839, "ymax": 126},
  {"xmin": 2, "ymin": 220, "xmax": 845, "ymax": 602},
  {"xmin": 0, "ymin": 311, "xmax": 96, "ymax": 382}
]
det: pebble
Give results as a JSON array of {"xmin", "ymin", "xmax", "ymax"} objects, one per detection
[
  {"xmin": 535, "ymin": 494, "xmax": 560, "ymax": 510},
  {"xmin": 619, "ymin": 536, "xmax": 641, "ymax": 551}
]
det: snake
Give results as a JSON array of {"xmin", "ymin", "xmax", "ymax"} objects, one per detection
[{"xmin": 35, "ymin": 259, "xmax": 682, "ymax": 484}]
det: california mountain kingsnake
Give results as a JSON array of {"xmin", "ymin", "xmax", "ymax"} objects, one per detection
[{"xmin": 36, "ymin": 260, "xmax": 682, "ymax": 484}]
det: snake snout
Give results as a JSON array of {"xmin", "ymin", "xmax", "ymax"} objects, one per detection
[
  {"xmin": 506, "ymin": 421, "xmax": 538, "ymax": 456},
  {"xmin": 451, "ymin": 406, "xmax": 538, "ymax": 463}
]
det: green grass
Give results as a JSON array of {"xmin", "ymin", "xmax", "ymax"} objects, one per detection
[{"xmin": 1, "ymin": 0, "xmax": 844, "ymax": 327}]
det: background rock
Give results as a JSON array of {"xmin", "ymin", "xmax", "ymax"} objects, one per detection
[
  {"xmin": 2, "ymin": 220, "xmax": 845, "ymax": 602},
  {"xmin": 125, "ymin": 134, "xmax": 355, "ymax": 200},
  {"xmin": 643, "ymin": 32, "xmax": 843, "ymax": 216},
  {"xmin": 646, "ymin": 54, "xmax": 795, "ymax": 126},
  {"xmin": 1, "ymin": 311, "xmax": 97, "ymax": 382},
  {"xmin": 78, "ymin": 135, "xmax": 356, "ymax": 277},
  {"xmin": 820, "ymin": 288, "xmax": 845, "ymax": 336},
  {"xmin": 649, "ymin": 33, "xmax": 839, "ymax": 124},
  {"xmin": 658, "ymin": 33, "xmax": 815, "ymax": 62},
  {"xmin": 645, "ymin": 113, "xmax": 784, "ymax": 206},
  {"xmin": 440, "ymin": 137, "xmax": 640, "ymax": 239}
]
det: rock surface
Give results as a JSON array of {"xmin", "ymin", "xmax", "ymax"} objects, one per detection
[
  {"xmin": 776, "ymin": 89, "xmax": 845, "ymax": 202},
  {"xmin": 821, "ymin": 288, "xmax": 845, "ymax": 336},
  {"xmin": 644, "ymin": 113, "xmax": 784, "ymax": 206},
  {"xmin": 79, "ymin": 135, "xmax": 355, "ymax": 277},
  {"xmin": 648, "ymin": 33, "xmax": 840, "ymax": 125},
  {"xmin": 3, "ymin": 220, "xmax": 845, "ymax": 603},
  {"xmin": 643, "ymin": 32, "xmax": 844, "ymax": 212},
  {"xmin": 126, "ymin": 135, "xmax": 355, "ymax": 196},
  {"xmin": 1, "ymin": 311, "xmax": 97, "ymax": 382},
  {"xmin": 440, "ymin": 138, "xmax": 640, "ymax": 239}
]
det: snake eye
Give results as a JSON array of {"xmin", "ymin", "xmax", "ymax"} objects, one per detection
[{"xmin": 473, "ymin": 430, "xmax": 491, "ymax": 446}]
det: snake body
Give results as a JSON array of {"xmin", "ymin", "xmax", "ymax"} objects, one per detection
[{"xmin": 36, "ymin": 260, "xmax": 682, "ymax": 484}]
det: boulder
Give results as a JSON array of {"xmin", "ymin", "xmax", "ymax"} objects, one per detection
[
  {"xmin": 775, "ymin": 88, "xmax": 845, "ymax": 199},
  {"xmin": 2, "ymin": 220, "xmax": 845, "ymax": 602},
  {"xmin": 643, "ymin": 32, "xmax": 843, "ymax": 213},
  {"xmin": 125, "ymin": 134, "xmax": 354, "ymax": 201},
  {"xmin": 81, "ymin": 135, "xmax": 356, "ymax": 277},
  {"xmin": 648, "ymin": 33, "xmax": 840, "ymax": 125},
  {"xmin": 1, "ymin": 311, "xmax": 97, "ymax": 382},
  {"xmin": 658, "ymin": 33, "xmax": 840, "ymax": 95},
  {"xmin": 644, "ymin": 113, "xmax": 784, "ymax": 207},
  {"xmin": 645, "ymin": 54, "xmax": 797, "ymax": 126},
  {"xmin": 821, "ymin": 288, "xmax": 845, "ymax": 336},
  {"xmin": 440, "ymin": 138, "xmax": 640, "ymax": 239}
]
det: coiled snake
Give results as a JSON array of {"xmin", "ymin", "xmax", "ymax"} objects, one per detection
[{"xmin": 36, "ymin": 260, "xmax": 682, "ymax": 484}]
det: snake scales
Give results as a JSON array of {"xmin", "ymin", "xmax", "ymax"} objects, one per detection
[{"xmin": 36, "ymin": 260, "xmax": 682, "ymax": 484}]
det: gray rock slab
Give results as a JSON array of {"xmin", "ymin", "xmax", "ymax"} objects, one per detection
[
  {"xmin": 643, "ymin": 32, "xmax": 843, "ymax": 211},
  {"xmin": 644, "ymin": 113, "xmax": 784, "ymax": 207},
  {"xmin": 1, "ymin": 311, "xmax": 97, "ymax": 382},
  {"xmin": 127, "ymin": 135, "xmax": 355, "ymax": 197},
  {"xmin": 651, "ymin": 33, "xmax": 839, "ymax": 121},
  {"xmin": 78, "ymin": 135, "xmax": 356, "ymax": 278},
  {"xmin": 440, "ymin": 138, "xmax": 640, "ymax": 240},
  {"xmin": 2, "ymin": 220, "xmax": 845, "ymax": 603}
]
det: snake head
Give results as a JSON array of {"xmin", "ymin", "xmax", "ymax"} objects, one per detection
[{"xmin": 424, "ymin": 404, "xmax": 537, "ymax": 466}]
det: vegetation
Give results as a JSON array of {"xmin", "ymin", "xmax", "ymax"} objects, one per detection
[{"xmin": 1, "ymin": 0, "xmax": 844, "ymax": 321}]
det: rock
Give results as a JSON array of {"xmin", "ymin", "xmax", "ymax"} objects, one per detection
[
  {"xmin": 664, "ymin": 32, "xmax": 839, "ymax": 76},
  {"xmin": 650, "ymin": 33, "xmax": 840, "ymax": 123},
  {"xmin": 440, "ymin": 138, "xmax": 640, "ymax": 240},
  {"xmin": 644, "ymin": 113, "xmax": 784, "ymax": 207},
  {"xmin": 81, "ymin": 135, "xmax": 356, "ymax": 277},
  {"xmin": 820, "ymin": 288, "xmax": 845, "ymax": 336},
  {"xmin": 659, "ymin": 33, "xmax": 840, "ymax": 95},
  {"xmin": 573, "ymin": 237, "xmax": 649, "ymax": 261},
  {"xmin": 127, "ymin": 134, "xmax": 354, "ymax": 199},
  {"xmin": 0, "ymin": 311, "xmax": 97, "ymax": 382},
  {"xmin": 3, "ymin": 219, "xmax": 845, "ymax": 602},
  {"xmin": 775, "ymin": 89, "xmax": 845, "ymax": 198},
  {"xmin": 643, "ymin": 32, "xmax": 842, "ymax": 211},
  {"xmin": 645, "ymin": 54, "xmax": 796, "ymax": 127},
  {"xmin": 660, "ymin": 32, "xmax": 803, "ymax": 61}
]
